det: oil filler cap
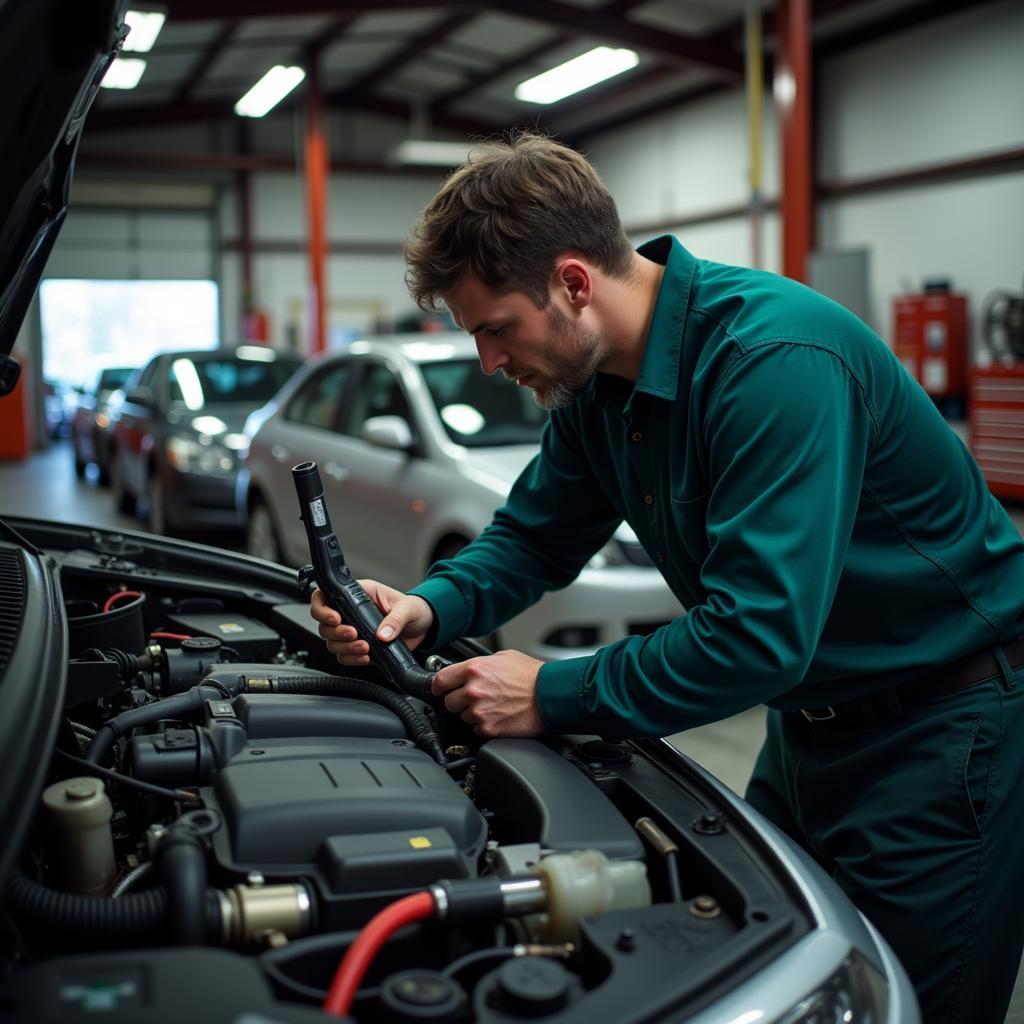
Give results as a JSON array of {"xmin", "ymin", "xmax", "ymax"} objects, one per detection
[
  {"xmin": 496, "ymin": 958, "xmax": 570, "ymax": 1017},
  {"xmin": 181, "ymin": 637, "xmax": 222, "ymax": 654}
]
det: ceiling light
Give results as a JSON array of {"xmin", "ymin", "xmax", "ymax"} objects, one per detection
[
  {"xmin": 515, "ymin": 46, "xmax": 639, "ymax": 105},
  {"xmin": 100, "ymin": 58, "xmax": 147, "ymax": 90},
  {"xmin": 123, "ymin": 9, "xmax": 166, "ymax": 52},
  {"xmin": 235, "ymin": 66, "xmax": 306, "ymax": 118},
  {"xmin": 391, "ymin": 140, "xmax": 472, "ymax": 167}
]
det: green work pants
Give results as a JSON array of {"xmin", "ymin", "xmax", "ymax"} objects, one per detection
[{"xmin": 745, "ymin": 669, "xmax": 1024, "ymax": 1024}]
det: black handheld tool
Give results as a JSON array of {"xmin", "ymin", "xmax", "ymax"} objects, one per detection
[{"xmin": 292, "ymin": 461, "xmax": 437, "ymax": 699}]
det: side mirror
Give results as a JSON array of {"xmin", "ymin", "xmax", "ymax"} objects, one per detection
[
  {"xmin": 124, "ymin": 385, "xmax": 154, "ymax": 408},
  {"xmin": 362, "ymin": 415, "xmax": 414, "ymax": 451}
]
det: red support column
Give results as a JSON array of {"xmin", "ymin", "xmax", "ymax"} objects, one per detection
[
  {"xmin": 305, "ymin": 55, "xmax": 328, "ymax": 354},
  {"xmin": 775, "ymin": 0, "xmax": 814, "ymax": 283}
]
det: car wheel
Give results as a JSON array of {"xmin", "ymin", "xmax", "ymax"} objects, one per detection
[
  {"xmin": 110, "ymin": 454, "xmax": 134, "ymax": 515},
  {"xmin": 147, "ymin": 472, "xmax": 172, "ymax": 536},
  {"xmin": 72, "ymin": 441, "xmax": 86, "ymax": 479},
  {"xmin": 246, "ymin": 498, "xmax": 283, "ymax": 564}
]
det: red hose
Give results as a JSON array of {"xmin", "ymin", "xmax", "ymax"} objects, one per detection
[
  {"xmin": 322, "ymin": 890, "xmax": 435, "ymax": 1017},
  {"xmin": 149, "ymin": 632, "xmax": 193, "ymax": 642},
  {"xmin": 103, "ymin": 590, "xmax": 141, "ymax": 612}
]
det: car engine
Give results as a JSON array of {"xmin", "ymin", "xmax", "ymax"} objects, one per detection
[{"xmin": 0, "ymin": 528, "xmax": 808, "ymax": 1023}]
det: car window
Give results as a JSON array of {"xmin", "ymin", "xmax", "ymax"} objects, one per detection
[
  {"xmin": 419, "ymin": 358, "xmax": 547, "ymax": 447},
  {"xmin": 167, "ymin": 355, "xmax": 301, "ymax": 408},
  {"xmin": 343, "ymin": 363, "xmax": 414, "ymax": 436},
  {"xmin": 136, "ymin": 360, "xmax": 160, "ymax": 391},
  {"xmin": 96, "ymin": 367, "xmax": 133, "ymax": 395},
  {"xmin": 284, "ymin": 363, "xmax": 352, "ymax": 431}
]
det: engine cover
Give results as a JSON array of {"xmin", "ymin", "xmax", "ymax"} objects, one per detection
[{"xmin": 210, "ymin": 738, "xmax": 487, "ymax": 875}]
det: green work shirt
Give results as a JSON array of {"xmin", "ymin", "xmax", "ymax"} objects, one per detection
[{"xmin": 410, "ymin": 236, "xmax": 1024, "ymax": 738}]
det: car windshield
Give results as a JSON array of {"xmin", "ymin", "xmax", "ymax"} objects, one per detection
[
  {"xmin": 97, "ymin": 367, "xmax": 134, "ymax": 394},
  {"xmin": 169, "ymin": 355, "xmax": 301, "ymax": 409},
  {"xmin": 420, "ymin": 358, "xmax": 548, "ymax": 448}
]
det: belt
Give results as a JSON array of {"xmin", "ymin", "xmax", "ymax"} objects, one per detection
[{"xmin": 798, "ymin": 634, "xmax": 1024, "ymax": 724}]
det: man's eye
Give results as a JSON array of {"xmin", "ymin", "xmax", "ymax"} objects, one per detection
[{"xmin": 489, "ymin": 327, "xmax": 506, "ymax": 337}]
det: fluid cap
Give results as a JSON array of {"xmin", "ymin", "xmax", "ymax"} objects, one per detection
[
  {"xmin": 181, "ymin": 636, "xmax": 221, "ymax": 654},
  {"xmin": 380, "ymin": 970, "xmax": 467, "ymax": 1021},
  {"xmin": 496, "ymin": 958, "xmax": 571, "ymax": 1017}
]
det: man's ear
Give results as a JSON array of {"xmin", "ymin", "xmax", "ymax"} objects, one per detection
[{"xmin": 552, "ymin": 258, "xmax": 592, "ymax": 310}]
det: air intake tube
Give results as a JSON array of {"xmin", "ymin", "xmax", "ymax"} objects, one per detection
[{"xmin": 292, "ymin": 461, "xmax": 438, "ymax": 700}]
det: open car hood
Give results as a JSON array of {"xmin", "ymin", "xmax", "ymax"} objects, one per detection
[{"xmin": 0, "ymin": 0, "xmax": 126, "ymax": 393}]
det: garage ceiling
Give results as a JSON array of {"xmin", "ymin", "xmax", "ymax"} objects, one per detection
[{"xmin": 85, "ymin": 0, "xmax": 993, "ymax": 164}]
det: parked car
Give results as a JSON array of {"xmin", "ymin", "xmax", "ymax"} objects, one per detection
[
  {"xmin": 108, "ymin": 346, "xmax": 302, "ymax": 534},
  {"xmin": 69, "ymin": 364, "xmax": 134, "ymax": 481},
  {"xmin": 41, "ymin": 378, "xmax": 75, "ymax": 439},
  {"xmin": 0, "ymin": 3, "xmax": 918, "ymax": 1021},
  {"xmin": 238, "ymin": 334, "xmax": 684, "ymax": 660}
]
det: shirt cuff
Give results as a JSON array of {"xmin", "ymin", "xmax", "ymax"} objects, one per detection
[
  {"xmin": 536, "ymin": 657, "xmax": 592, "ymax": 733},
  {"xmin": 408, "ymin": 577, "xmax": 471, "ymax": 651}
]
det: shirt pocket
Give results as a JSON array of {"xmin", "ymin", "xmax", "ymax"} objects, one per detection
[{"xmin": 669, "ymin": 490, "xmax": 711, "ymax": 566}]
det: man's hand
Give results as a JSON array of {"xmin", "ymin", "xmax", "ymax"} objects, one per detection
[
  {"xmin": 432, "ymin": 650, "xmax": 545, "ymax": 737},
  {"xmin": 310, "ymin": 583, "xmax": 434, "ymax": 667}
]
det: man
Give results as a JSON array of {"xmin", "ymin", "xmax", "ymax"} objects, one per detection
[{"xmin": 311, "ymin": 131, "xmax": 1024, "ymax": 1023}]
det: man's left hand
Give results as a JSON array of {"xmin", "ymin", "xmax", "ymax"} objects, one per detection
[{"xmin": 432, "ymin": 650, "xmax": 544, "ymax": 737}]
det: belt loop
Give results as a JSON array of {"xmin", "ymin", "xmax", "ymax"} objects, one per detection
[{"xmin": 994, "ymin": 645, "xmax": 1017, "ymax": 692}]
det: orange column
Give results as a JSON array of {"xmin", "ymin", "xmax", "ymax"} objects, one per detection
[
  {"xmin": 305, "ymin": 55, "xmax": 328, "ymax": 354},
  {"xmin": 775, "ymin": 0, "xmax": 814, "ymax": 283}
]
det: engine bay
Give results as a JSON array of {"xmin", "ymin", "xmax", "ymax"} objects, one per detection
[{"xmin": 0, "ymin": 526, "xmax": 809, "ymax": 1022}]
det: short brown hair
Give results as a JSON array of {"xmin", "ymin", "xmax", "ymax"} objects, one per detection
[{"xmin": 404, "ymin": 131, "xmax": 634, "ymax": 312}]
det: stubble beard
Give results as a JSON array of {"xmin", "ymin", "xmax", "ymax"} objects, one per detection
[{"xmin": 505, "ymin": 307, "xmax": 603, "ymax": 411}]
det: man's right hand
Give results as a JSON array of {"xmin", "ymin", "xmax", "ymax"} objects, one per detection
[{"xmin": 310, "ymin": 583, "xmax": 434, "ymax": 668}]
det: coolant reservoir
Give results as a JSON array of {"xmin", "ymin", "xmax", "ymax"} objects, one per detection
[
  {"xmin": 41, "ymin": 776, "xmax": 117, "ymax": 895},
  {"xmin": 531, "ymin": 849, "xmax": 651, "ymax": 942}
]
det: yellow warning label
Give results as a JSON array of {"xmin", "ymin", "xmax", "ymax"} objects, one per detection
[{"xmin": 409, "ymin": 836, "xmax": 432, "ymax": 849}]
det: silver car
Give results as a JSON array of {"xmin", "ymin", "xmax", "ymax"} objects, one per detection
[{"xmin": 237, "ymin": 333, "xmax": 684, "ymax": 659}]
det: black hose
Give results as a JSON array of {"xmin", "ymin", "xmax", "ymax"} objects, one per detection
[
  {"xmin": 264, "ymin": 675, "xmax": 447, "ymax": 766},
  {"xmin": 85, "ymin": 684, "xmax": 232, "ymax": 765},
  {"xmin": 156, "ymin": 828, "xmax": 208, "ymax": 945},
  {"xmin": 6, "ymin": 872, "xmax": 222, "ymax": 941}
]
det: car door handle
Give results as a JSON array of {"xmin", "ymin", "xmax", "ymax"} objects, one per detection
[
  {"xmin": 324, "ymin": 461, "xmax": 349, "ymax": 482},
  {"xmin": 271, "ymin": 445, "xmax": 290, "ymax": 462}
]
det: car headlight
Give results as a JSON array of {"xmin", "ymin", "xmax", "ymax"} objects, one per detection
[
  {"xmin": 166, "ymin": 436, "xmax": 235, "ymax": 475},
  {"xmin": 587, "ymin": 539, "xmax": 629, "ymax": 569},
  {"xmin": 778, "ymin": 950, "xmax": 888, "ymax": 1024}
]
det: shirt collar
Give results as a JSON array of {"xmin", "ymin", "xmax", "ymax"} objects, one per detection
[{"xmin": 591, "ymin": 235, "xmax": 697, "ymax": 413}]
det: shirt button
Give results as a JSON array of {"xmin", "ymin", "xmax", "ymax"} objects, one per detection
[
  {"xmin": 631, "ymin": 431, "xmax": 642, "ymax": 442},
  {"xmin": 643, "ymin": 494, "xmax": 654, "ymax": 505}
]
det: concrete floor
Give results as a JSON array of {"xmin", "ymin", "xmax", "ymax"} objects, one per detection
[{"xmin": 3, "ymin": 439, "xmax": 1023, "ymax": 1020}]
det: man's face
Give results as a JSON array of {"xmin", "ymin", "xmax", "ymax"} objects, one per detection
[{"xmin": 445, "ymin": 272, "xmax": 603, "ymax": 410}]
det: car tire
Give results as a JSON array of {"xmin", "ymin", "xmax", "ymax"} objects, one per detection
[
  {"xmin": 110, "ymin": 454, "xmax": 134, "ymax": 515},
  {"xmin": 246, "ymin": 498, "xmax": 284, "ymax": 564},
  {"xmin": 146, "ymin": 472, "xmax": 173, "ymax": 536}
]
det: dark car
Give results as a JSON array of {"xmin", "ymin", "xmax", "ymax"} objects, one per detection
[
  {"xmin": 108, "ymin": 347, "xmax": 302, "ymax": 534},
  {"xmin": 0, "ymin": 2, "xmax": 919, "ymax": 1022},
  {"xmin": 69, "ymin": 365, "xmax": 134, "ymax": 481}
]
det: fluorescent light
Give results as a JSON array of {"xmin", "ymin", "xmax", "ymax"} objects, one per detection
[
  {"xmin": 235, "ymin": 66, "xmax": 306, "ymax": 118},
  {"xmin": 515, "ymin": 46, "xmax": 639, "ymax": 104},
  {"xmin": 123, "ymin": 10, "xmax": 166, "ymax": 52},
  {"xmin": 100, "ymin": 58, "xmax": 147, "ymax": 90},
  {"xmin": 391, "ymin": 140, "xmax": 473, "ymax": 167}
]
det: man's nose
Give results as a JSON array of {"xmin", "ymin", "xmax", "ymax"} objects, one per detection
[{"xmin": 475, "ymin": 337, "xmax": 510, "ymax": 376}]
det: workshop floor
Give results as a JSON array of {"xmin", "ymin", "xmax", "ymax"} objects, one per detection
[{"xmin": 3, "ymin": 439, "xmax": 1023, "ymax": 1020}]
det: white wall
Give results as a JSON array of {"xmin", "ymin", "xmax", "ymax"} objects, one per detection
[{"xmin": 586, "ymin": 0, "xmax": 1024, "ymax": 343}]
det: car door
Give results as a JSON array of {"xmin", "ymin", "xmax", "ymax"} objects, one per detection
[
  {"xmin": 331, "ymin": 359, "xmax": 427, "ymax": 587},
  {"xmin": 252, "ymin": 360, "xmax": 355, "ymax": 566}
]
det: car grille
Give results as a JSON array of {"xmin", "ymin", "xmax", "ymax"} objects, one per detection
[{"xmin": 0, "ymin": 549, "xmax": 26, "ymax": 678}]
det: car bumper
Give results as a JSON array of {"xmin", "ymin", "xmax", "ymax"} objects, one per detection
[
  {"xmin": 167, "ymin": 469, "xmax": 240, "ymax": 528},
  {"xmin": 499, "ymin": 565, "xmax": 684, "ymax": 661}
]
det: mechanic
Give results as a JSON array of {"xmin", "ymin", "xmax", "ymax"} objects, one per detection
[{"xmin": 311, "ymin": 131, "xmax": 1024, "ymax": 1024}]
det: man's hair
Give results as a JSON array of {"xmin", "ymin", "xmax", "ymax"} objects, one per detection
[{"xmin": 404, "ymin": 131, "xmax": 634, "ymax": 312}]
